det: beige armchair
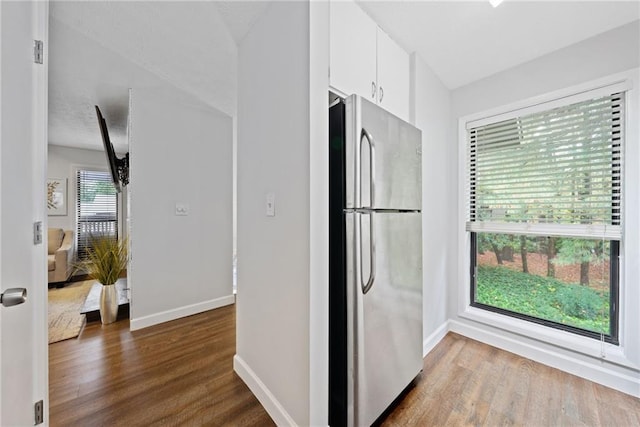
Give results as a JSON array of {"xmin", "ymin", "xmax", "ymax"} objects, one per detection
[{"xmin": 48, "ymin": 228, "xmax": 74, "ymax": 285}]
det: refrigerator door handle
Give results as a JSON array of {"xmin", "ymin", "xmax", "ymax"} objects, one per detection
[
  {"xmin": 360, "ymin": 212, "xmax": 376, "ymax": 295},
  {"xmin": 360, "ymin": 128, "xmax": 375, "ymax": 208}
]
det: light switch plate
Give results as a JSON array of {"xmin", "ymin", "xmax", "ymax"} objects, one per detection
[
  {"xmin": 175, "ymin": 203, "xmax": 189, "ymax": 216},
  {"xmin": 266, "ymin": 193, "xmax": 275, "ymax": 217}
]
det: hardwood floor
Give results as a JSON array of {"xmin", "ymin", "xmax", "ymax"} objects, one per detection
[
  {"xmin": 381, "ymin": 333, "xmax": 640, "ymax": 426},
  {"xmin": 49, "ymin": 304, "xmax": 274, "ymax": 426},
  {"xmin": 50, "ymin": 307, "xmax": 640, "ymax": 426}
]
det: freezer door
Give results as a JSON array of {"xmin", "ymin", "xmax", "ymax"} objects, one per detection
[
  {"xmin": 345, "ymin": 95, "xmax": 422, "ymax": 210},
  {"xmin": 349, "ymin": 211, "xmax": 423, "ymax": 426}
]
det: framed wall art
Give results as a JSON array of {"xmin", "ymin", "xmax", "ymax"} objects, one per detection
[{"xmin": 47, "ymin": 178, "xmax": 67, "ymax": 216}]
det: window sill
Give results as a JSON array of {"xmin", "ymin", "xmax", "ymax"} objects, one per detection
[{"xmin": 459, "ymin": 305, "xmax": 639, "ymax": 371}]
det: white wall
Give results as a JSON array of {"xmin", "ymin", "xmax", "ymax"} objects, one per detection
[
  {"xmin": 234, "ymin": 2, "xmax": 312, "ymax": 425},
  {"xmin": 309, "ymin": 1, "xmax": 330, "ymax": 425},
  {"xmin": 410, "ymin": 53, "xmax": 452, "ymax": 354},
  {"xmin": 128, "ymin": 85, "xmax": 233, "ymax": 330},
  {"xmin": 47, "ymin": 145, "xmax": 125, "ymax": 232},
  {"xmin": 449, "ymin": 21, "xmax": 640, "ymax": 396},
  {"xmin": 451, "ymin": 21, "xmax": 640, "ymax": 118}
]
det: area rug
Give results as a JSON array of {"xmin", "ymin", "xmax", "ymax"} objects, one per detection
[{"xmin": 48, "ymin": 280, "xmax": 94, "ymax": 344}]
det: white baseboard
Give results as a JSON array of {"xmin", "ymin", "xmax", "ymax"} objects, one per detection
[
  {"xmin": 233, "ymin": 355, "xmax": 297, "ymax": 426},
  {"xmin": 423, "ymin": 321, "xmax": 449, "ymax": 357},
  {"xmin": 130, "ymin": 294, "xmax": 235, "ymax": 331},
  {"xmin": 449, "ymin": 319, "xmax": 640, "ymax": 398}
]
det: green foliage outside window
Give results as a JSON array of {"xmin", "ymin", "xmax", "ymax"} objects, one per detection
[
  {"xmin": 476, "ymin": 265, "xmax": 609, "ymax": 334},
  {"xmin": 80, "ymin": 180, "xmax": 117, "ymax": 203}
]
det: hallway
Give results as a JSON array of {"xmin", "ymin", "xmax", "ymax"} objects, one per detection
[{"xmin": 49, "ymin": 305, "xmax": 273, "ymax": 426}]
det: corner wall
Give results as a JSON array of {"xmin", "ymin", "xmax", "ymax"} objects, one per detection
[
  {"xmin": 128, "ymin": 85, "xmax": 233, "ymax": 330},
  {"xmin": 235, "ymin": 2, "xmax": 311, "ymax": 425},
  {"xmin": 409, "ymin": 54, "xmax": 453, "ymax": 354}
]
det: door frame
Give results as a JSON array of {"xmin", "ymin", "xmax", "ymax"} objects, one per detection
[{"xmin": 34, "ymin": 1, "xmax": 50, "ymax": 422}]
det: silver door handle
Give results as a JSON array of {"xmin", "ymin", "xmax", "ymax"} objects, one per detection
[
  {"xmin": 378, "ymin": 86, "xmax": 384, "ymax": 102},
  {"xmin": 1, "ymin": 288, "xmax": 27, "ymax": 307},
  {"xmin": 361, "ymin": 212, "xmax": 376, "ymax": 295},
  {"xmin": 360, "ymin": 128, "xmax": 375, "ymax": 208},
  {"xmin": 371, "ymin": 81, "xmax": 377, "ymax": 99}
]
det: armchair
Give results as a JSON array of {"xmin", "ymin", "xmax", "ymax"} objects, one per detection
[{"xmin": 48, "ymin": 228, "xmax": 74, "ymax": 285}]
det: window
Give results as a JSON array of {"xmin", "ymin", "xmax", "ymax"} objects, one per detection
[
  {"xmin": 76, "ymin": 169, "xmax": 119, "ymax": 260},
  {"xmin": 466, "ymin": 90, "xmax": 623, "ymax": 344}
]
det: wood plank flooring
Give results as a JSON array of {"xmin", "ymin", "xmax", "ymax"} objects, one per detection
[
  {"xmin": 381, "ymin": 332, "xmax": 640, "ymax": 426},
  {"xmin": 49, "ymin": 304, "xmax": 274, "ymax": 426},
  {"xmin": 50, "ymin": 307, "xmax": 640, "ymax": 426}
]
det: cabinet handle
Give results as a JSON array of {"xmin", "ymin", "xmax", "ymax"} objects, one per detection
[
  {"xmin": 371, "ymin": 81, "xmax": 376, "ymax": 99},
  {"xmin": 379, "ymin": 86, "xmax": 384, "ymax": 103}
]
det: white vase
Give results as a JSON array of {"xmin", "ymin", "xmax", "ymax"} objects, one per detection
[{"xmin": 100, "ymin": 284, "xmax": 118, "ymax": 324}]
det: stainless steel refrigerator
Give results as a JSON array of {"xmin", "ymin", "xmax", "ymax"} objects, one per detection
[{"xmin": 329, "ymin": 95, "xmax": 423, "ymax": 426}]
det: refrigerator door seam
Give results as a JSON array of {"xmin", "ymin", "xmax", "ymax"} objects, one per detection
[{"xmin": 348, "ymin": 208, "xmax": 421, "ymax": 214}]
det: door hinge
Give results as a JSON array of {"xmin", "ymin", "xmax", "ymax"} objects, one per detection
[
  {"xmin": 33, "ymin": 221, "xmax": 43, "ymax": 245},
  {"xmin": 34, "ymin": 40, "xmax": 43, "ymax": 64},
  {"xmin": 34, "ymin": 400, "xmax": 44, "ymax": 424}
]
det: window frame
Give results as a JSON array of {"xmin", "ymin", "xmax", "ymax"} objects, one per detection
[
  {"xmin": 466, "ymin": 90, "xmax": 623, "ymax": 344},
  {"xmin": 456, "ymin": 71, "xmax": 639, "ymax": 367}
]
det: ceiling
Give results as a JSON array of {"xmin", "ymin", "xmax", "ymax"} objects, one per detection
[
  {"xmin": 48, "ymin": 1, "xmax": 639, "ymax": 152},
  {"xmin": 48, "ymin": 1, "xmax": 269, "ymax": 152},
  {"xmin": 358, "ymin": 0, "xmax": 640, "ymax": 89}
]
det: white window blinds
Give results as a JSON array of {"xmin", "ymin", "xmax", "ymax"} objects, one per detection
[
  {"xmin": 467, "ymin": 92, "xmax": 623, "ymax": 240},
  {"xmin": 76, "ymin": 170, "xmax": 118, "ymax": 259}
]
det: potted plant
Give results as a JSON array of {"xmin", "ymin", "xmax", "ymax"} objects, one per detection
[{"xmin": 81, "ymin": 235, "xmax": 128, "ymax": 324}]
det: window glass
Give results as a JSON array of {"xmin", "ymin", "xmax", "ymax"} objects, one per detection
[
  {"xmin": 472, "ymin": 233, "xmax": 617, "ymax": 341},
  {"xmin": 76, "ymin": 170, "xmax": 118, "ymax": 260}
]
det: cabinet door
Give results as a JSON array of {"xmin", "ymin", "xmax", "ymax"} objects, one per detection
[
  {"xmin": 376, "ymin": 28, "xmax": 410, "ymax": 122},
  {"xmin": 329, "ymin": 0, "xmax": 377, "ymax": 102}
]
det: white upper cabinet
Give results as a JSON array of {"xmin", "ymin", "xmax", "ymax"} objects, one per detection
[
  {"xmin": 329, "ymin": 0, "xmax": 410, "ymax": 121},
  {"xmin": 376, "ymin": 28, "xmax": 410, "ymax": 122},
  {"xmin": 330, "ymin": 0, "xmax": 378, "ymax": 103}
]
